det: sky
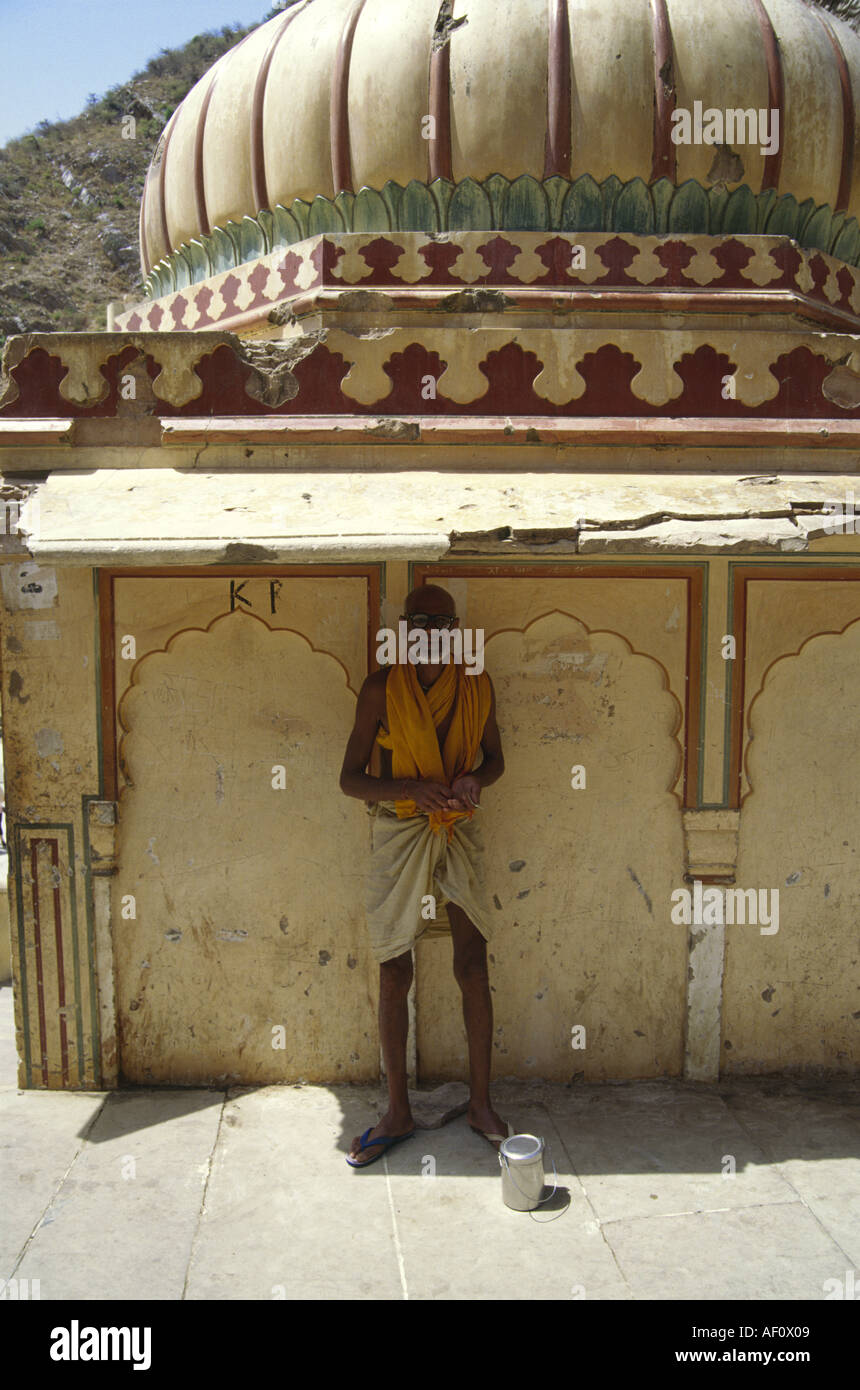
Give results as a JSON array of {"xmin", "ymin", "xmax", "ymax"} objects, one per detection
[{"xmin": 0, "ymin": 0, "xmax": 278, "ymax": 145}]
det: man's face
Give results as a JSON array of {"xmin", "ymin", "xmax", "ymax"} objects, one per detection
[{"xmin": 402, "ymin": 590, "xmax": 459, "ymax": 638}]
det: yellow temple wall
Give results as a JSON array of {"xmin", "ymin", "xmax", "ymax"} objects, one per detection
[
  {"xmin": 2, "ymin": 547, "xmax": 859, "ymax": 1089},
  {"xmin": 1, "ymin": 565, "xmax": 100, "ymax": 1088}
]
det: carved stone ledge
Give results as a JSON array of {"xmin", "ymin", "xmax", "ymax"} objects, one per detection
[{"xmin": 682, "ymin": 809, "xmax": 741, "ymax": 882}]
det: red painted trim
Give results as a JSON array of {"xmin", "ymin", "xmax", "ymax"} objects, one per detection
[
  {"xmin": 650, "ymin": 0, "xmax": 676, "ymax": 183},
  {"xmin": 47, "ymin": 839, "xmax": 70, "ymax": 1086},
  {"xmin": 817, "ymin": 12, "xmax": 855, "ymax": 213},
  {"xmin": 750, "ymin": 0, "xmax": 784, "ymax": 193},
  {"xmin": 155, "ymin": 109, "xmax": 180, "ymax": 262},
  {"xmin": 30, "ymin": 839, "xmax": 53, "ymax": 1085},
  {"xmin": 0, "ymin": 422, "xmax": 74, "ymax": 445},
  {"xmin": 331, "ymin": 0, "xmax": 369, "ymax": 195},
  {"xmin": 416, "ymin": 563, "xmax": 704, "ymax": 810},
  {"xmin": 123, "ymin": 272, "xmax": 860, "ymax": 335},
  {"xmin": 683, "ymin": 574, "xmax": 694, "ymax": 807},
  {"xmin": 191, "ymin": 29, "xmax": 257, "ymax": 240},
  {"xmin": 732, "ymin": 566, "xmax": 860, "ymax": 806},
  {"xmin": 251, "ymin": 5, "xmax": 306, "ymax": 213},
  {"xmin": 428, "ymin": 6, "xmax": 454, "ymax": 182},
  {"xmin": 139, "ymin": 175, "xmax": 150, "ymax": 276},
  {"xmin": 159, "ymin": 415, "xmax": 860, "ymax": 449},
  {"xmin": 98, "ymin": 573, "xmax": 118, "ymax": 803},
  {"xmin": 282, "ymin": 286, "xmax": 860, "ymax": 332},
  {"xmin": 101, "ymin": 568, "xmax": 381, "ymax": 810},
  {"xmin": 734, "ymin": 575, "xmax": 749, "ymax": 808},
  {"xmin": 194, "ymin": 74, "xmax": 219, "ymax": 237},
  {"xmin": 544, "ymin": 0, "xmax": 572, "ymax": 178}
]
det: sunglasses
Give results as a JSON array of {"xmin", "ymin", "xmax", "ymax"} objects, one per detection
[{"xmin": 402, "ymin": 613, "xmax": 456, "ymax": 629}]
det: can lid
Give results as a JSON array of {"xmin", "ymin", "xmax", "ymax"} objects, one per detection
[{"xmin": 500, "ymin": 1133, "xmax": 542, "ymax": 1160}]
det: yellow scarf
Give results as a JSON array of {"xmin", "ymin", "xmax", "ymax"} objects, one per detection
[{"xmin": 377, "ymin": 663, "xmax": 492, "ymax": 839}]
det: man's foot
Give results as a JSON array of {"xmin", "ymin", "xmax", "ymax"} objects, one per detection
[
  {"xmin": 348, "ymin": 1110, "xmax": 415, "ymax": 1166},
  {"xmin": 467, "ymin": 1102, "xmax": 511, "ymax": 1152}
]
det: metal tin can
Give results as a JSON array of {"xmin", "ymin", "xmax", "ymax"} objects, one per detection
[{"xmin": 499, "ymin": 1133, "xmax": 546, "ymax": 1211}]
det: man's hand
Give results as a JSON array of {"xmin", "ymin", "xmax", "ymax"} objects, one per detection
[
  {"xmin": 404, "ymin": 779, "xmax": 457, "ymax": 812},
  {"xmin": 448, "ymin": 774, "xmax": 482, "ymax": 811}
]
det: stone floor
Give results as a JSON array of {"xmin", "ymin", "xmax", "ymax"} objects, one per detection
[{"xmin": 1, "ymin": 984, "xmax": 858, "ymax": 1301}]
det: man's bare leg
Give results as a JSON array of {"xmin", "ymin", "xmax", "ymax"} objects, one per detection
[
  {"xmin": 447, "ymin": 902, "xmax": 508, "ymax": 1148},
  {"xmin": 348, "ymin": 949, "xmax": 415, "ymax": 1164}
]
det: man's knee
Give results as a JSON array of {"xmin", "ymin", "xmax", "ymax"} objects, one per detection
[
  {"xmin": 453, "ymin": 938, "xmax": 488, "ymax": 988},
  {"xmin": 380, "ymin": 950, "xmax": 413, "ymax": 992}
]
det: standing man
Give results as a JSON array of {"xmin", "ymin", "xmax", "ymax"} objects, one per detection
[{"xmin": 339, "ymin": 584, "xmax": 509, "ymax": 1167}]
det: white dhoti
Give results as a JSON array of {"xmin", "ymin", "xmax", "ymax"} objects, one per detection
[{"xmin": 365, "ymin": 800, "xmax": 495, "ymax": 963}]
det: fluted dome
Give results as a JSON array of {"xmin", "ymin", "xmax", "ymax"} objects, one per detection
[{"xmin": 140, "ymin": 0, "xmax": 860, "ymax": 285}]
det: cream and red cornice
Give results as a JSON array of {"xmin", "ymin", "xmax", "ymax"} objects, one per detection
[{"xmin": 4, "ymin": 232, "xmax": 860, "ymax": 450}]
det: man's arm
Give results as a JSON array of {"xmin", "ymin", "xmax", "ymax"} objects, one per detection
[
  {"xmin": 339, "ymin": 673, "xmax": 456, "ymax": 812},
  {"xmin": 450, "ymin": 674, "xmax": 505, "ymax": 807}
]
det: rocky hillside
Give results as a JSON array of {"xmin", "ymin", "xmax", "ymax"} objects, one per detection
[{"xmin": 0, "ymin": 5, "xmax": 291, "ymax": 345}]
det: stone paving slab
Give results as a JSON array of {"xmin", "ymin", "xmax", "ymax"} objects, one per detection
[
  {"xmin": 184, "ymin": 1085, "xmax": 406, "ymax": 1300},
  {"xmin": 548, "ymin": 1084, "xmax": 794, "ymax": 1223},
  {"xmin": 384, "ymin": 1102, "xmax": 629, "ymax": 1300},
  {"xmin": 11, "ymin": 1091, "xmax": 222, "ymax": 1301},
  {"xmin": 0, "ymin": 1088, "xmax": 106, "ymax": 1280},
  {"xmin": 799, "ymin": 1196, "xmax": 860, "ymax": 1271},
  {"xmin": 2, "ymin": 974, "xmax": 859, "ymax": 1303},
  {"xmin": 603, "ymin": 1202, "xmax": 852, "ymax": 1301},
  {"xmin": 0, "ymin": 984, "xmax": 19, "ymax": 1085},
  {"xmin": 719, "ymin": 1077, "xmax": 860, "ymax": 1270}
]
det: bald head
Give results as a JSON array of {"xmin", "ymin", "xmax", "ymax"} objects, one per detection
[{"xmin": 403, "ymin": 584, "xmax": 456, "ymax": 619}]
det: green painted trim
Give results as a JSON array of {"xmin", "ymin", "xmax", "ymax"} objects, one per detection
[
  {"xmin": 12, "ymin": 823, "xmax": 32, "ymax": 1087},
  {"xmin": 64, "ymin": 821, "xmax": 84, "ymax": 1084},
  {"xmin": 696, "ymin": 562, "xmax": 710, "ymax": 811},
  {"xmin": 143, "ymin": 173, "xmax": 860, "ymax": 298},
  {"xmin": 81, "ymin": 794, "xmax": 104, "ymax": 1090}
]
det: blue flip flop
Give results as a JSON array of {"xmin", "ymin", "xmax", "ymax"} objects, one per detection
[{"xmin": 346, "ymin": 1126, "xmax": 416, "ymax": 1168}]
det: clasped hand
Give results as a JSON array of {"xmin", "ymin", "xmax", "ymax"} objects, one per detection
[{"xmin": 405, "ymin": 775, "xmax": 481, "ymax": 813}]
